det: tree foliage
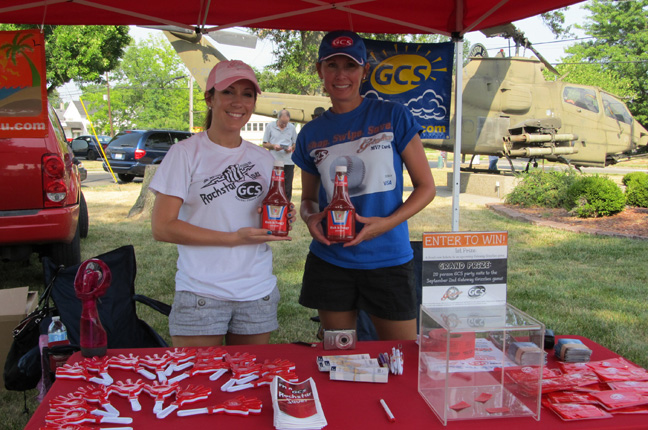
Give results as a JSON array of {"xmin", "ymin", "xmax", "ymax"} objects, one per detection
[
  {"xmin": 0, "ymin": 24, "xmax": 131, "ymax": 94},
  {"xmin": 251, "ymin": 30, "xmax": 455, "ymax": 95},
  {"xmin": 540, "ymin": 8, "xmax": 575, "ymax": 38},
  {"xmin": 80, "ymin": 35, "xmax": 204, "ymax": 134},
  {"xmin": 559, "ymin": 0, "xmax": 648, "ymax": 126}
]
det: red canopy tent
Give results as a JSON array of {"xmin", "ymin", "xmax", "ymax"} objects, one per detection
[
  {"xmin": 0, "ymin": 0, "xmax": 582, "ymax": 36},
  {"xmin": 0, "ymin": 0, "xmax": 585, "ymax": 229}
]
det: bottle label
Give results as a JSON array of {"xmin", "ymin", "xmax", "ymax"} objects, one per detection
[
  {"xmin": 262, "ymin": 204, "xmax": 288, "ymax": 233},
  {"xmin": 272, "ymin": 170, "xmax": 285, "ymax": 182},
  {"xmin": 48, "ymin": 332, "xmax": 67, "ymax": 343},
  {"xmin": 327, "ymin": 209, "xmax": 355, "ymax": 239},
  {"xmin": 334, "ymin": 175, "xmax": 348, "ymax": 187}
]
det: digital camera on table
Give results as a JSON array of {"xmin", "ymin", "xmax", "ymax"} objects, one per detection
[{"xmin": 323, "ymin": 329, "xmax": 357, "ymax": 350}]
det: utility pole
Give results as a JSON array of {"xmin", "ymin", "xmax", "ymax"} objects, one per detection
[
  {"xmin": 106, "ymin": 73, "xmax": 114, "ymax": 137},
  {"xmin": 189, "ymin": 76, "xmax": 194, "ymax": 132}
]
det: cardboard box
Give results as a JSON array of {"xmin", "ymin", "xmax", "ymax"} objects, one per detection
[{"xmin": 0, "ymin": 287, "xmax": 38, "ymax": 389}]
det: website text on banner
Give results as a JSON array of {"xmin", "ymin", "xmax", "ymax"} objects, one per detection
[{"xmin": 360, "ymin": 39, "xmax": 454, "ymax": 140}]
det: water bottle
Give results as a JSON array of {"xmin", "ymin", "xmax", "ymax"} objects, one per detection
[
  {"xmin": 46, "ymin": 316, "xmax": 71, "ymax": 373},
  {"xmin": 47, "ymin": 316, "xmax": 68, "ymax": 346}
]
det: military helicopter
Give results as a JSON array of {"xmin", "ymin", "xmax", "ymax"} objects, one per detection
[
  {"xmin": 161, "ymin": 29, "xmax": 331, "ymax": 123},
  {"xmin": 422, "ymin": 24, "xmax": 648, "ymax": 170},
  {"xmin": 163, "ymin": 26, "xmax": 648, "ymax": 170}
]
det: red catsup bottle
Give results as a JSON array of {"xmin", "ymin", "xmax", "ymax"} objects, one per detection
[
  {"xmin": 262, "ymin": 161, "xmax": 290, "ymax": 236},
  {"xmin": 326, "ymin": 165, "xmax": 356, "ymax": 242}
]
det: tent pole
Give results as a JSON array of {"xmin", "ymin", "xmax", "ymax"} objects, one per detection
[{"xmin": 451, "ymin": 35, "xmax": 463, "ymax": 232}]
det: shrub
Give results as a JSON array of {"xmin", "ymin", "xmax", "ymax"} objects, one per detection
[
  {"xmin": 505, "ymin": 170, "xmax": 578, "ymax": 208},
  {"xmin": 622, "ymin": 171, "xmax": 648, "ymax": 186},
  {"xmin": 565, "ymin": 175, "xmax": 625, "ymax": 218},
  {"xmin": 625, "ymin": 174, "xmax": 648, "ymax": 208}
]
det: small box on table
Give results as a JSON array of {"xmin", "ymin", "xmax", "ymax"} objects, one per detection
[{"xmin": 418, "ymin": 303, "xmax": 545, "ymax": 425}]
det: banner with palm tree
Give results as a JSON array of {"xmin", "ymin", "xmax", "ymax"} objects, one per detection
[{"xmin": 0, "ymin": 30, "xmax": 47, "ymax": 138}]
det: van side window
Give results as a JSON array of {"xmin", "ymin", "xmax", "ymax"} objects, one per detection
[
  {"xmin": 146, "ymin": 132, "xmax": 172, "ymax": 150},
  {"xmin": 171, "ymin": 132, "xmax": 190, "ymax": 145}
]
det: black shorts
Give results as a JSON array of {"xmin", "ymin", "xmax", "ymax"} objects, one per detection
[{"xmin": 299, "ymin": 252, "xmax": 418, "ymax": 321}]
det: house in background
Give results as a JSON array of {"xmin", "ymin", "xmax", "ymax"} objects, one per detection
[
  {"xmin": 241, "ymin": 113, "xmax": 301, "ymax": 145},
  {"xmin": 58, "ymin": 101, "xmax": 90, "ymax": 140},
  {"xmin": 241, "ymin": 113, "xmax": 272, "ymax": 145}
]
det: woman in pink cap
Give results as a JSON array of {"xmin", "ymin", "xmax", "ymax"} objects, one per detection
[{"xmin": 150, "ymin": 60, "xmax": 295, "ymax": 347}]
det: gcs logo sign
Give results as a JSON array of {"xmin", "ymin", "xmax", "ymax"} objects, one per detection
[
  {"xmin": 237, "ymin": 182, "xmax": 262, "ymax": 200},
  {"xmin": 370, "ymin": 55, "xmax": 432, "ymax": 95},
  {"xmin": 468, "ymin": 286, "xmax": 486, "ymax": 298}
]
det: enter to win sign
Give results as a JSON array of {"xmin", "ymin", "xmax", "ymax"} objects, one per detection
[{"xmin": 421, "ymin": 232, "xmax": 508, "ymax": 307}]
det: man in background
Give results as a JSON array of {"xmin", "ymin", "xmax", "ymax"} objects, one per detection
[{"xmin": 262, "ymin": 109, "xmax": 297, "ymax": 201}]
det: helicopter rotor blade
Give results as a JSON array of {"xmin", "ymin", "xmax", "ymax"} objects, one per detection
[
  {"xmin": 525, "ymin": 44, "xmax": 560, "ymax": 75},
  {"xmin": 205, "ymin": 31, "xmax": 257, "ymax": 49},
  {"xmin": 481, "ymin": 23, "xmax": 560, "ymax": 75},
  {"xmin": 139, "ymin": 25, "xmax": 257, "ymax": 48}
]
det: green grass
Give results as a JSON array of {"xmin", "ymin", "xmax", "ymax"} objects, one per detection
[{"xmin": 1, "ymin": 169, "xmax": 647, "ymax": 428}]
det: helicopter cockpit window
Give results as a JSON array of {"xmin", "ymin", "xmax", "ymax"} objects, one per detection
[
  {"xmin": 563, "ymin": 87, "xmax": 599, "ymax": 113},
  {"xmin": 601, "ymin": 93, "xmax": 633, "ymax": 125}
]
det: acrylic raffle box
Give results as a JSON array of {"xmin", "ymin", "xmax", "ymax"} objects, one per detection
[{"xmin": 418, "ymin": 303, "xmax": 545, "ymax": 425}]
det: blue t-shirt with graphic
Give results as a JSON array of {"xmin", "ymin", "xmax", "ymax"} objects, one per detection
[{"xmin": 292, "ymin": 97, "xmax": 422, "ymax": 269}]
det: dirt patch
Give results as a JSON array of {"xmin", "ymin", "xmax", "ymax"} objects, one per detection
[{"xmin": 491, "ymin": 205, "xmax": 648, "ymax": 239}]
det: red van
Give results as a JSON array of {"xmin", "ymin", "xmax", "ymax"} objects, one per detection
[{"xmin": 0, "ymin": 105, "xmax": 88, "ymax": 266}]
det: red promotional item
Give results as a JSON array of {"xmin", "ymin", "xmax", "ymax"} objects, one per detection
[
  {"xmin": 144, "ymin": 380, "xmax": 179, "ymax": 414},
  {"xmin": 165, "ymin": 348, "xmax": 196, "ymax": 375},
  {"xmin": 55, "ymin": 363, "xmax": 108, "ymax": 385},
  {"xmin": 74, "ymin": 259, "xmax": 111, "ymax": 358},
  {"xmin": 326, "ymin": 165, "xmax": 356, "ymax": 242},
  {"xmin": 195, "ymin": 347, "xmax": 227, "ymax": 360},
  {"xmin": 589, "ymin": 389, "xmax": 648, "ymax": 410},
  {"xmin": 177, "ymin": 395, "xmax": 263, "ymax": 417},
  {"xmin": 225, "ymin": 352, "xmax": 257, "ymax": 365},
  {"xmin": 276, "ymin": 378, "xmax": 318, "ymax": 419},
  {"xmin": 262, "ymin": 161, "xmax": 290, "ymax": 236},
  {"xmin": 111, "ymin": 379, "xmax": 146, "ymax": 411},
  {"xmin": 547, "ymin": 403, "xmax": 613, "ymax": 421},
  {"xmin": 547, "ymin": 391, "xmax": 598, "ymax": 404},
  {"xmin": 156, "ymin": 384, "xmax": 212, "ymax": 419},
  {"xmin": 140, "ymin": 354, "xmax": 172, "ymax": 382},
  {"xmin": 44, "ymin": 408, "xmax": 132, "ymax": 426},
  {"xmin": 74, "ymin": 385, "xmax": 119, "ymax": 416}
]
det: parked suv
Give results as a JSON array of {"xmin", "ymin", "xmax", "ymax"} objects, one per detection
[
  {"xmin": 103, "ymin": 130, "xmax": 191, "ymax": 182},
  {"xmin": 0, "ymin": 105, "xmax": 89, "ymax": 266},
  {"xmin": 71, "ymin": 134, "xmax": 111, "ymax": 160}
]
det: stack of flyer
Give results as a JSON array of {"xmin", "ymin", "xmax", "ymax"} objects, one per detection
[{"xmin": 270, "ymin": 376, "xmax": 327, "ymax": 429}]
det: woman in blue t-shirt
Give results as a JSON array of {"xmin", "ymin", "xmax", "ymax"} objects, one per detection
[{"xmin": 292, "ymin": 30, "xmax": 436, "ymax": 340}]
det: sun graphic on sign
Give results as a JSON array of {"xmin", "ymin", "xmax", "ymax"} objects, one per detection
[{"xmin": 366, "ymin": 43, "xmax": 448, "ymax": 95}]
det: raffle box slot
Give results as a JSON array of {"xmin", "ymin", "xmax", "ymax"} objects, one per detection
[{"xmin": 418, "ymin": 304, "xmax": 545, "ymax": 425}]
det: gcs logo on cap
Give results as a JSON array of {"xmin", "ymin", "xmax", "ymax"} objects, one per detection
[{"xmin": 332, "ymin": 36, "xmax": 354, "ymax": 48}]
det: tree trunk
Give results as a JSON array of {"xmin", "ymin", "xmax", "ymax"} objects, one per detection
[{"xmin": 128, "ymin": 165, "xmax": 158, "ymax": 219}]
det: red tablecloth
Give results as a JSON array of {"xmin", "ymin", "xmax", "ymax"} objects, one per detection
[{"xmin": 25, "ymin": 336, "xmax": 647, "ymax": 429}]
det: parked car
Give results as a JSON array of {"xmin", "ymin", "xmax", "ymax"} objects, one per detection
[
  {"xmin": 71, "ymin": 134, "xmax": 111, "ymax": 160},
  {"xmin": 0, "ymin": 105, "xmax": 89, "ymax": 266},
  {"xmin": 102, "ymin": 129, "xmax": 192, "ymax": 182}
]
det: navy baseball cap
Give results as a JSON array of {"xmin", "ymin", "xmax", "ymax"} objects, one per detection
[{"xmin": 318, "ymin": 30, "xmax": 366, "ymax": 65}]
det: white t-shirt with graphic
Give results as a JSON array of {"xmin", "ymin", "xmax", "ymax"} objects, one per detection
[{"xmin": 150, "ymin": 132, "xmax": 276, "ymax": 301}]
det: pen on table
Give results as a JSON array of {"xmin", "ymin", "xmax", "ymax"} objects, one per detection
[{"xmin": 380, "ymin": 399, "xmax": 396, "ymax": 423}]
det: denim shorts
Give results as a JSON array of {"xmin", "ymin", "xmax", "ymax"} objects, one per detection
[
  {"xmin": 299, "ymin": 252, "xmax": 417, "ymax": 321},
  {"xmin": 169, "ymin": 286, "xmax": 280, "ymax": 336}
]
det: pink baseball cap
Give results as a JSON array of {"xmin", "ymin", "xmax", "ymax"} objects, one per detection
[{"xmin": 206, "ymin": 60, "xmax": 261, "ymax": 94}]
